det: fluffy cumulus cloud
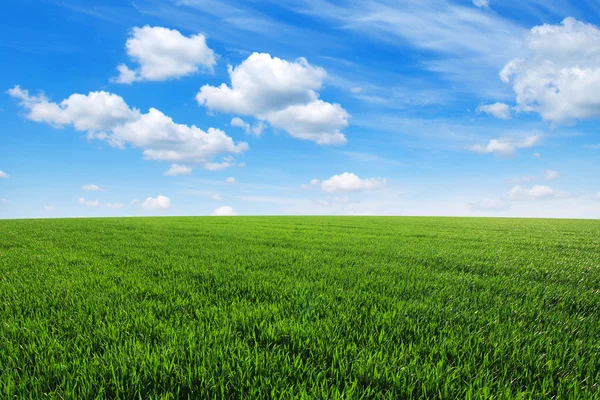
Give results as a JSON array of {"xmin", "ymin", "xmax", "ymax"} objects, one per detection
[
  {"xmin": 313, "ymin": 172, "xmax": 387, "ymax": 192},
  {"xmin": 468, "ymin": 135, "xmax": 540, "ymax": 157},
  {"xmin": 476, "ymin": 102, "xmax": 511, "ymax": 119},
  {"xmin": 141, "ymin": 195, "xmax": 171, "ymax": 210},
  {"xmin": 504, "ymin": 185, "xmax": 565, "ymax": 200},
  {"xmin": 0, "ymin": 170, "xmax": 9, "ymax": 179},
  {"xmin": 164, "ymin": 164, "xmax": 192, "ymax": 176},
  {"xmin": 112, "ymin": 26, "xmax": 216, "ymax": 84},
  {"xmin": 196, "ymin": 53, "xmax": 349, "ymax": 145},
  {"xmin": 468, "ymin": 198, "xmax": 509, "ymax": 211},
  {"xmin": 211, "ymin": 205, "xmax": 236, "ymax": 216},
  {"xmin": 81, "ymin": 184, "xmax": 101, "ymax": 191},
  {"xmin": 500, "ymin": 18, "xmax": 600, "ymax": 123},
  {"xmin": 8, "ymin": 86, "xmax": 248, "ymax": 168}
]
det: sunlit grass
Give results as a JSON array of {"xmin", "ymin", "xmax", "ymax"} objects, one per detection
[{"xmin": 1, "ymin": 217, "xmax": 599, "ymax": 398}]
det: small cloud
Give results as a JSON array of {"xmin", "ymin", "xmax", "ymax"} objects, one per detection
[
  {"xmin": 533, "ymin": 152, "xmax": 541, "ymax": 157},
  {"xmin": 106, "ymin": 203, "xmax": 124, "ymax": 208},
  {"xmin": 225, "ymin": 177, "xmax": 236, "ymax": 183},
  {"xmin": 211, "ymin": 194, "xmax": 223, "ymax": 201},
  {"xmin": 351, "ymin": 87, "xmax": 363, "ymax": 94},
  {"xmin": 504, "ymin": 185, "xmax": 566, "ymax": 200},
  {"xmin": 141, "ymin": 195, "xmax": 171, "ymax": 210},
  {"xmin": 468, "ymin": 135, "xmax": 540, "ymax": 157},
  {"xmin": 230, "ymin": 117, "xmax": 266, "ymax": 137},
  {"xmin": 0, "ymin": 170, "xmax": 9, "ymax": 179},
  {"xmin": 211, "ymin": 205, "xmax": 236, "ymax": 216},
  {"xmin": 164, "ymin": 164, "xmax": 192, "ymax": 176},
  {"xmin": 79, "ymin": 198, "xmax": 101, "ymax": 207},
  {"xmin": 81, "ymin": 184, "xmax": 102, "ymax": 191},
  {"xmin": 476, "ymin": 102, "xmax": 511, "ymax": 119},
  {"xmin": 316, "ymin": 172, "xmax": 386, "ymax": 193},
  {"xmin": 131, "ymin": 199, "xmax": 140, "ymax": 204},
  {"xmin": 43, "ymin": 205, "xmax": 56, "ymax": 211},
  {"xmin": 544, "ymin": 170, "xmax": 560, "ymax": 181}
]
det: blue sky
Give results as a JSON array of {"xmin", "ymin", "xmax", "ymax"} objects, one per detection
[{"xmin": 1, "ymin": 0, "xmax": 599, "ymax": 218}]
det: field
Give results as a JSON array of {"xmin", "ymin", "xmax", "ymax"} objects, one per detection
[{"xmin": 1, "ymin": 217, "xmax": 599, "ymax": 399}]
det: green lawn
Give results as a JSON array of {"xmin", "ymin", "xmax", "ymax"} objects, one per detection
[{"xmin": 1, "ymin": 217, "xmax": 599, "ymax": 399}]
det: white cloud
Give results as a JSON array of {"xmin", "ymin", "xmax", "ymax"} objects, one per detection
[
  {"xmin": 544, "ymin": 170, "xmax": 560, "ymax": 181},
  {"xmin": 0, "ymin": 170, "xmax": 9, "ymax": 179},
  {"xmin": 81, "ymin": 184, "xmax": 101, "ymax": 191},
  {"xmin": 43, "ymin": 205, "xmax": 55, "ymax": 211},
  {"xmin": 9, "ymin": 86, "xmax": 248, "ymax": 167},
  {"xmin": 318, "ymin": 172, "xmax": 386, "ymax": 193},
  {"xmin": 230, "ymin": 117, "xmax": 266, "ymax": 137},
  {"xmin": 7, "ymin": 86, "xmax": 137, "ymax": 131},
  {"xmin": 468, "ymin": 135, "xmax": 540, "ymax": 157},
  {"xmin": 112, "ymin": 26, "xmax": 216, "ymax": 83},
  {"xmin": 468, "ymin": 198, "xmax": 509, "ymax": 211},
  {"xmin": 211, "ymin": 205, "xmax": 236, "ymax": 216},
  {"xmin": 197, "ymin": 52, "xmax": 349, "ymax": 145},
  {"xmin": 472, "ymin": 0, "xmax": 489, "ymax": 8},
  {"xmin": 504, "ymin": 185, "xmax": 565, "ymax": 200},
  {"xmin": 131, "ymin": 199, "xmax": 140, "ymax": 204},
  {"xmin": 141, "ymin": 195, "xmax": 171, "ymax": 210},
  {"xmin": 225, "ymin": 177, "xmax": 236, "ymax": 183},
  {"xmin": 79, "ymin": 198, "xmax": 101, "ymax": 207},
  {"xmin": 533, "ymin": 152, "xmax": 541, "ymax": 157},
  {"xmin": 500, "ymin": 18, "xmax": 600, "ymax": 123},
  {"xmin": 0, "ymin": 198, "xmax": 10, "ymax": 204},
  {"xmin": 164, "ymin": 164, "xmax": 192, "ymax": 176},
  {"xmin": 78, "ymin": 198, "xmax": 122, "ymax": 209},
  {"xmin": 211, "ymin": 194, "xmax": 223, "ymax": 201},
  {"xmin": 476, "ymin": 102, "xmax": 511, "ymax": 119}
]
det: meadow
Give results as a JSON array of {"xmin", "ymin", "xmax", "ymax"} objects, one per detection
[{"xmin": 1, "ymin": 216, "xmax": 599, "ymax": 399}]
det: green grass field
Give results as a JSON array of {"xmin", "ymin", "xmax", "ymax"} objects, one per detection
[{"xmin": 1, "ymin": 217, "xmax": 599, "ymax": 399}]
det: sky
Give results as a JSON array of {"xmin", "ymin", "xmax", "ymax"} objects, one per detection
[{"xmin": 1, "ymin": 0, "xmax": 599, "ymax": 218}]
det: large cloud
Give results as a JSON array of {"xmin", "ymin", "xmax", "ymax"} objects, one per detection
[
  {"xmin": 501, "ymin": 18, "xmax": 600, "ymax": 123},
  {"xmin": 196, "ymin": 53, "xmax": 349, "ymax": 145},
  {"xmin": 112, "ymin": 26, "xmax": 216, "ymax": 83},
  {"xmin": 8, "ymin": 86, "xmax": 248, "ymax": 169}
]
